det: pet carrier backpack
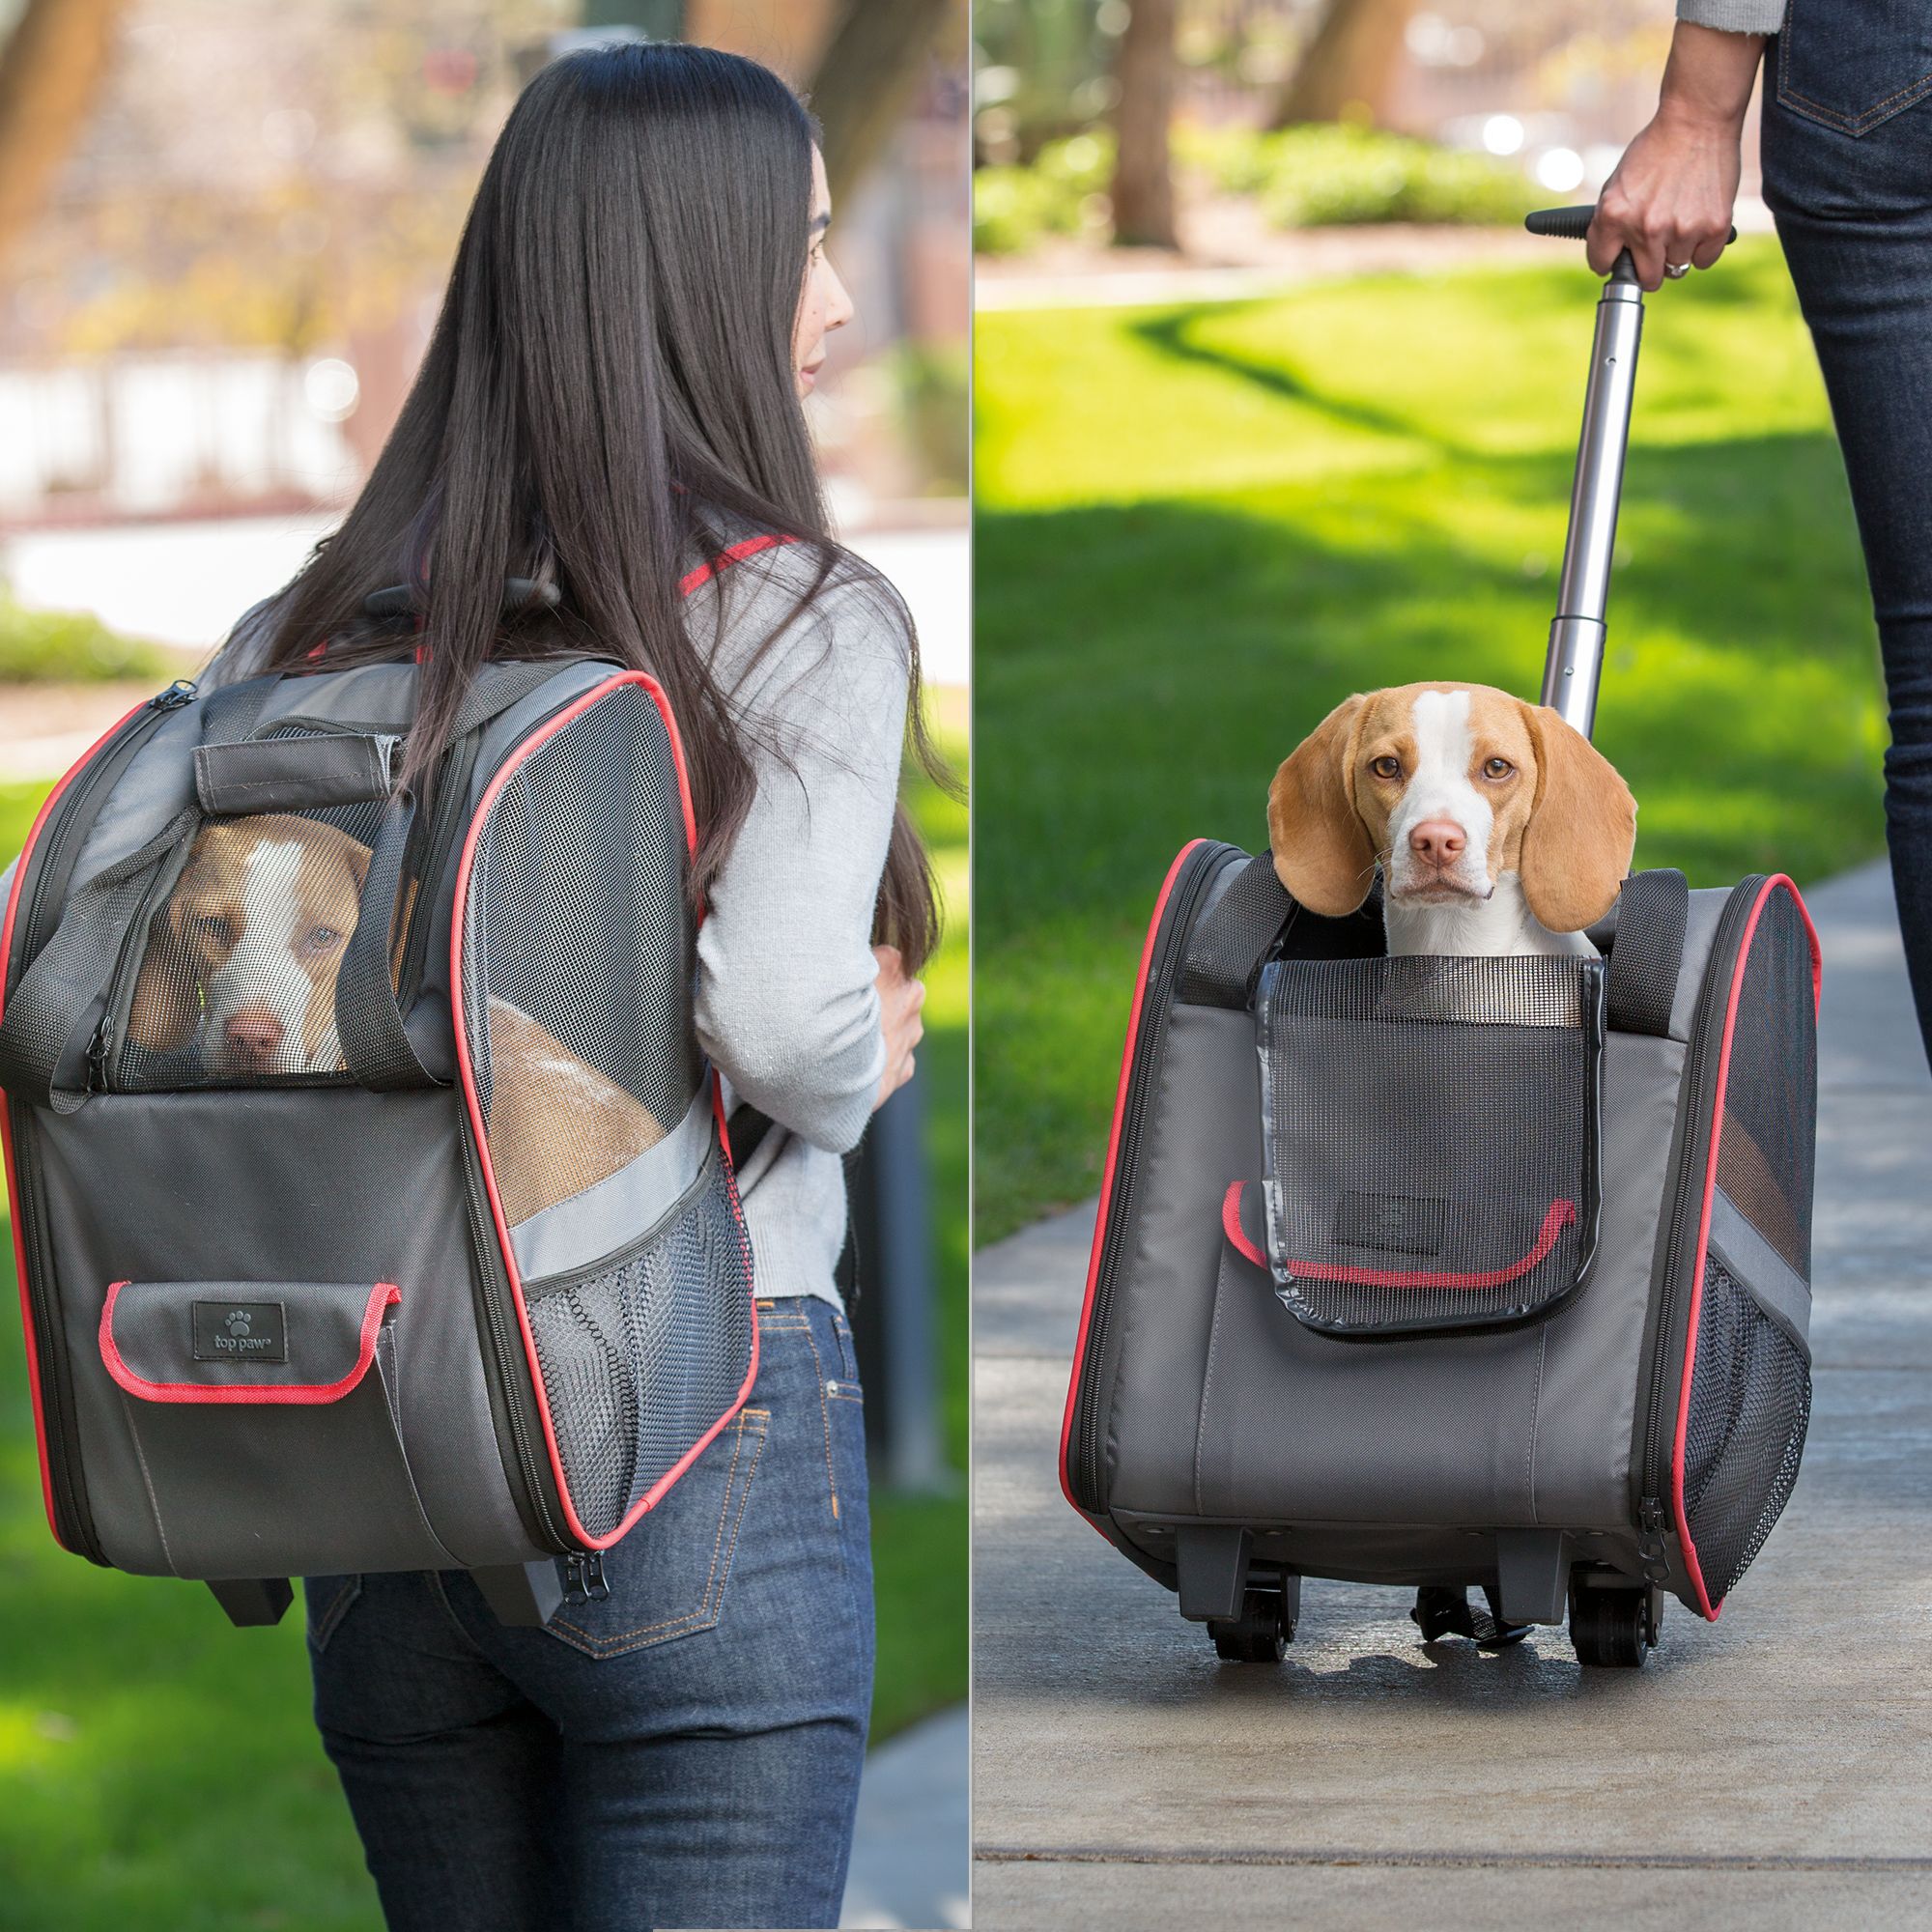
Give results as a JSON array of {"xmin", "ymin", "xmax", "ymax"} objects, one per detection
[
  {"xmin": 1060, "ymin": 209, "xmax": 1822, "ymax": 1667},
  {"xmin": 0, "ymin": 566, "xmax": 774, "ymax": 1630}
]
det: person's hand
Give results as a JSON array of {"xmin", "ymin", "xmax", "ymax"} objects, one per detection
[
  {"xmin": 872, "ymin": 944, "xmax": 925, "ymax": 1109},
  {"xmin": 1588, "ymin": 22, "xmax": 1764, "ymax": 292}
]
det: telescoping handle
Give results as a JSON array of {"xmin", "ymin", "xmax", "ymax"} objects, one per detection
[{"xmin": 1525, "ymin": 203, "xmax": 1735, "ymax": 740}]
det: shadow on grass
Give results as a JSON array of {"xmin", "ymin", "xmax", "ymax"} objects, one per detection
[
  {"xmin": 974, "ymin": 427, "xmax": 1884, "ymax": 1241},
  {"xmin": 1126, "ymin": 303, "xmax": 1459, "ymax": 454}
]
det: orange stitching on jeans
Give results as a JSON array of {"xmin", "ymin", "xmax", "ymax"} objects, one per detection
[
  {"xmin": 1777, "ymin": 25, "xmax": 1932, "ymax": 133},
  {"xmin": 798, "ymin": 1315, "xmax": 839, "ymax": 1519},
  {"xmin": 548, "ymin": 1409, "xmax": 769, "ymax": 1653}
]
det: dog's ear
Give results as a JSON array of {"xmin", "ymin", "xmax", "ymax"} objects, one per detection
[
  {"xmin": 125, "ymin": 895, "xmax": 203, "ymax": 1053},
  {"xmin": 1517, "ymin": 700, "xmax": 1637, "ymax": 932},
  {"xmin": 1267, "ymin": 693, "xmax": 1377, "ymax": 917}
]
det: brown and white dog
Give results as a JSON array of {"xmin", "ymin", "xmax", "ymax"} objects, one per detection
[
  {"xmin": 128, "ymin": 814, "xmax": 370, "ymax": 1078},
  {"xmin": 128, "ymin": 812, "xmax": 663, "ymax": 1221},
  {"xmin": 1268, "ymin": 682, "xmax": 1637, "ymax": 956}
]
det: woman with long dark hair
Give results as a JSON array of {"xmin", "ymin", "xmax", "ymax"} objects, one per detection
[{"xmin": 203, "ymin": 43, "xmax": 937, "ymax": 1930}]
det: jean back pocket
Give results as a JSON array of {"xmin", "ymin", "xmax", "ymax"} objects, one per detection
[{"xmin": 1776, "ymin": 0, "xmax": 1932, "ymax": 136}]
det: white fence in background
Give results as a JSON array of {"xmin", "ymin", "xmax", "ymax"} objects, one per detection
[{"xmin": 0, "ymin": 354, "xmax": 358, "ymax": 520}]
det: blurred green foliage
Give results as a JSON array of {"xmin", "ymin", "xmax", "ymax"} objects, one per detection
[{"xmin": 0, "ymin": 586, "xmax": 175, "ymax": 685}]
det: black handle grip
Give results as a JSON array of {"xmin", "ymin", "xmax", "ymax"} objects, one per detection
[{"xmin": 1525, "ymin": 203, "xmax": 1738, "ymax": 244}]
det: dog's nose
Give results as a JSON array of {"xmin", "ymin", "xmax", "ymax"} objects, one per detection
[
  {"xmin": 1408, "ymin": 819, "xmax": 1466, "ymax": 868},
  {"xmin": 224, "ymin": 1008, "xmax": 284, "ymax": 1066}
]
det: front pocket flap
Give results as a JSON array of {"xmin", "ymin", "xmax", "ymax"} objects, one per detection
[{"xmin": 99, "ymin": 1279, "xmax": 399, "ymax": 1404}]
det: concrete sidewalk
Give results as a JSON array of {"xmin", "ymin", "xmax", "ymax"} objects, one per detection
[
  {"xmin": 972, "ymin": 860, "xmax": 1932, "ymax": 1930},
  {"xmin": 841, "ymin": 1705, "xmax": 971, "ymax": 1929}
]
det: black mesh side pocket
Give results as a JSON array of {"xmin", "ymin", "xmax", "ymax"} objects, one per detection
[
  {"xmin": 1256, "ymin": 953, "xmax": 1604, "ymax": 1338},
  {"xmin": 1682, "ymin": 1257, "xmax": 1810, "ymax": 1605},
  {"xmin": 522, "ymin": 1152, "xmax": 755, "ymax": 1543}
]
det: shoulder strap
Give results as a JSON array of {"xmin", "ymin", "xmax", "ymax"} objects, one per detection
[{"xmin": 1605, "ymin": 867, "xmax": 1688, "ymax": 1037}]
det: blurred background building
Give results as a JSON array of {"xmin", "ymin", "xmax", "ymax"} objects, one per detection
[{"xmin": 0, "ymin": 0, "xmax": 967, "ymax": 680}]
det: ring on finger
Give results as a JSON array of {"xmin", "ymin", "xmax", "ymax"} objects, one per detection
[{"xmin": 1663, "ymin": 262, "xmax": 1690, "ymax": 280}]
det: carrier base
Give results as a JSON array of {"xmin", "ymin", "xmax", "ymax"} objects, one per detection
[
  {"xmin": 206, "ymin": 1577, "xmax": 293, "ymax": 1628},
  {"xmin": 471, "ymin": 1559, "xmax": 566, "ymax": 1629}
]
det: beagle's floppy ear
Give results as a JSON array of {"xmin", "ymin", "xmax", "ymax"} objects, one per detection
[
  {"xmin": 125, "ymin": 895, "xmax": 204, "ymax": 1054},
  {"xmin": 1516, "ymin": 700, "xmax": 1637, "ymax": 933},
  {"xmin": 1267, "ymin": 693, "xmax": 1377, "ymax": 917}
]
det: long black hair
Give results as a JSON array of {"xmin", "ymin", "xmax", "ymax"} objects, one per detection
[{"xmin": 219, "ymin": 41, "xmax": 940, "ymax": 970}]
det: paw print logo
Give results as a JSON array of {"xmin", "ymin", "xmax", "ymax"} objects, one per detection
[{"xmin": 225, "ymin": 1309, "xmax": 252, "ymax": 1338}]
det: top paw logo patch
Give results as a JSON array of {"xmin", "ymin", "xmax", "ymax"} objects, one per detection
[{"xmin": 192, "ymin": 1299, "xmax": 288, "ymax": 1363}]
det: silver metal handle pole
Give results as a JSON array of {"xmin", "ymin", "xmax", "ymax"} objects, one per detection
[{"xmin": 1541, "ymin": 260, "xmax": 1645, "ymax": 742}]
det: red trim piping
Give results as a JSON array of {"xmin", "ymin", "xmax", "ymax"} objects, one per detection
[
  {"xmin": 99, "ymin": 1282, "xmax": 400, "ymax": 1405},
  {"xmin": 1670, "ymin": 874, "xmax": 1818, "ymax": 1621},
  {"xmin": 0, "ymin": 696, "xmax": 151, "ymax": 1547},
  {"xmin": 678, "ymin": 532, "xmax": 794, "ymax": 596},
  {"xmin": 1264, "ymin": 1190, "xmax": 1576, "ymax": 1291},
  {"xmin": 1222, "ymin": 1181, "xmax": 1264, "ymax": 1267},
  {"xmin": 1059, "ymin": 839, "xmax": 1207, "ymax": 1525},
  {"xmin": 448, "ymin": 670, "xmax": 755, "ymax": 1551}
]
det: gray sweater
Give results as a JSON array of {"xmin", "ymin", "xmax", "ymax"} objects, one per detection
[
  {"xmin": 689, "ymin": 544, "xmax": 908, "ymax": 1309},
  {"xmin": 1678, "ymin": 0, "xmax": 1783, "ymax": 35}
]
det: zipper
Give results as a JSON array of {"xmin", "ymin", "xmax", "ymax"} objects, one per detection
[
  {"xmin": 11, "ymin": 687, "xmax": 186, "ymax": 983},
  {"xmin": 1069, "ymin": 841, "xmax": 1236, "ymax": 1514},
  {"xmin": 1634, "ymin": 877, "xmax": 1764, "ymax": 1525},
  {"xmin": 5, "ymin": 682, "xmax": 191, "ymax": 1565},
  {"xmin": 456, "ymin": 1106, "xmax": 579, "ymax": 1555},
  {"xmin": 563, "ymin": 1550, "xmax": 610, "ymax": 1603}
]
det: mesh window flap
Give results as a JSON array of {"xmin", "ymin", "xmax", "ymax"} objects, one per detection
[{"xmin": 1256, "ymin": 953, "xmax": 1605, "ymax": 1339}]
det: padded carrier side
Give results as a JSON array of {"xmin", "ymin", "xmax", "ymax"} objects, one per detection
[{"xmin": 453, "ymin": 669, "xmax": 755, "ymax": 1551}]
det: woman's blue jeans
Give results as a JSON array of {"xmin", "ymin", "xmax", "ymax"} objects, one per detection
[
  {"xmin": 302, "ymin": 1294, "xmax": 873, "ymax": 1931},
  {"xmin": 1761, "ymin": 7, "xmax": 1932, "ymax": 1066}
]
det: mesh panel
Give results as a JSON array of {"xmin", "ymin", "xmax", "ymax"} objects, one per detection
[
  {"xmin": 1257, "ymin": 954, "xmax": 1603, "ymax": 1337},
  {"xmin": 115, "ymin": 799, "xmax": 374, "ymax": 1089},
  {"xmin": 1682, "ymin": 1257, "xmax": 1811, "ymax": 1604},
  {"xmin": 465, "ymin": 681, "xmax": 696, "ymax": 1225},
  {"xmin": 1716, "ymin": 887, "xmax": 1817, "ymax": 1279},
  {"xmin": 524, "ymin": 1153, "xmax": 755, "ymax": 1542}
]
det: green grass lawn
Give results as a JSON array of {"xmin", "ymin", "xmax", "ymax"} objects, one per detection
[
  {"xmin": 974, "ymin": 240, "xmax": 1888, "ymax": 1245},
  {"xmin": 0, "ymin": 707, "xmax": 967, "ymax": 1931}
]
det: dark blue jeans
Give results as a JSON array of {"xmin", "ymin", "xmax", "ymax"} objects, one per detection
[
  {"xmin": 302, "ymin": 1294, "xmax": 872, "ymax": 1932},
  {"xmin": 1761, "ymin": 5, "xmax": 1932, "ymax": 1066}
]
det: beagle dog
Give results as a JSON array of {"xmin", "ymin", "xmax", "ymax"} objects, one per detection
[
  {"xmin": 1268, "ymin": 682, "xmax": 1637, "ymax": 956},
  {"xmin": 128, "ymin": 812, "xmax": 663, "ymax": 1220}
]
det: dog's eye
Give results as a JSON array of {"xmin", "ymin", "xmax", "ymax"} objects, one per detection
[
  {"xmin": 306, "ymin": 925, "xmax": 344, "ymax": 951},
  {"xmin": 1369, "ymin": 755, "xmax": 1402, "ymax": 781},
  {"xmin": 193, "ymin": 915, "xmax": 232, "ymax": 945},
  {"xmin": 1482, "ymin": 757, "xmax": 1515, "ymax": 780}
]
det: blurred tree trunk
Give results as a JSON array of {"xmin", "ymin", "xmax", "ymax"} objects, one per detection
[
  {"xmin": 1270, "ymin": 0, "xmax": 1417, "ymax": 129},
  {"xmin": 0, "ymin": 0, "xmax": 123, "ymax": 270},
  {"xmin": 1110, "ymin": 0, "xmax": 1177, "ymax": 248},
  {"xmin": 809, "ymin": 0, "xmax": 952, "ymax": 208}
]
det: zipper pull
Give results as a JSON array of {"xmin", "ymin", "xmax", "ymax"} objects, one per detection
[
  {"xmin": 85, "ymin": 1015, "xmax": 113, "ymax": 1092},
  {"xmin": 148, "ymin": 678, "xmax": 197, "ymax": 712},
  {"xmin": 562, "ymin": 1551, "xmax": 611, "ymax": 1605},
  {"xmin": 1636, "ymin": 1496, "xmax": 1669, "ymax": 1580}
]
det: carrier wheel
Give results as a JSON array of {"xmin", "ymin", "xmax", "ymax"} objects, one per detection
[
  {"xmin": 1208, "ymin": 1587, "xmax": 1294, "ymax": 1662},
  {"xmin": 1568, "ymin": 1578, "xmax": 1659, "ymax": 1668}
]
